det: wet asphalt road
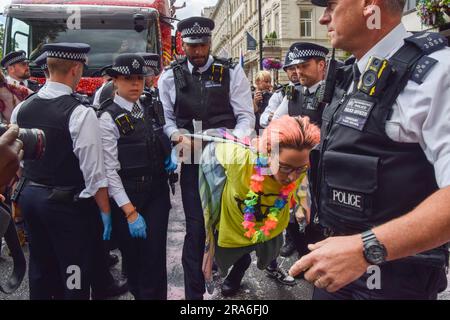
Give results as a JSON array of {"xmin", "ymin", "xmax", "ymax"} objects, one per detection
[{"xmin": 1, "ymin": 181, "xmax": 449, "ymax": 300}]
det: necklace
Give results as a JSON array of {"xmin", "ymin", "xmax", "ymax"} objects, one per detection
[{"xmin": 242, "ymin": 154, "xmax": 297, "ymax": 243}]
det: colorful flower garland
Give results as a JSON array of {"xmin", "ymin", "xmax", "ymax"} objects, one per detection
[{"xmin": 242, "ymin": 155, "xmax": 297, "ymax": 244}]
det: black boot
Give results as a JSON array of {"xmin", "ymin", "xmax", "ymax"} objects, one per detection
[{"xmin": 221, "ymin": 254, "xmax": 251, "ymax": 297}]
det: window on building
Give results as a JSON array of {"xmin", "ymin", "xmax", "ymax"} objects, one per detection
[
  {"xmin": 274, "ymin": 12, "xmax": 279, "ymax": 36},
  {"xmin": 300, "ymin": 9, "xmax": 312, "ymax": 38}
]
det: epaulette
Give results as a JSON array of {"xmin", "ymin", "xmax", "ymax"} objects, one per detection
[
  {"xmin": 275, "ymin": 84, "xmax": 288, "ymax": 93},
  {"xmin": 404, "ymin": 31, "xmax": 448, "ymax": 55},
  {"xmin": 71, "ymin": 92, "xmax": 91, "ymax": 106}
]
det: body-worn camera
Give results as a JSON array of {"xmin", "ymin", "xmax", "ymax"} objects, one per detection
[
  {"xmin": 358, "ymin": 56, "xmax": 392, "ymax": 97},
  {"xmin": 0, "ymin": 124, "xmax": 46, "ymax": 160}
]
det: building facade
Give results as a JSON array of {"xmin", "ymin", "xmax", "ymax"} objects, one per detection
[
  {"xmin": 209, "ymin": 0, "xmax": 449, "ymax": 85},
  {"xmin": 210, "ymin": 0, "xmax": 330, "ymax": 84}
]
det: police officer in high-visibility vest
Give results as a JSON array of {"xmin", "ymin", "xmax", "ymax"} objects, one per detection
[
  {"xmin": 1, "ymin": 50, "xmax": 41, "ymax": 92},
  {"xmin": 289, "ymin": 0, "xmax": 450, "ymax": 300},
  {"xmin": 158, "ymin": 16, "xmax": 254, "ymax": 300},
  {"xmin": 11, "ymin": 43, "xmax": 111, "ymax": 300},
  {"xmin": 272, "ymin": 42, "xmax": 328, "ymax": 126},
  {"xmin": 98, "ymin": 53, "xmax": 172, "ymax": 300}
]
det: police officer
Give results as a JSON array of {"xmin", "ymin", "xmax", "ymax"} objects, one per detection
[
  {"xmin": 289, "ymin": 0, "xmax": 450, "ymax": 300},
  {"xmin": 158, "ymin": 16, "xmax": 254, "ymax": 300},
  {"xmin": 98, "ymin": 53, "xmax": 171, "ymax": 300},
  {"xmin": 140, "ymin": 53, "xmax": 161, "ymax": 92},
  {"xmin": 272, "ymin": 42, "xmax": 328, "ymax": 125},
  {"xmin": 34, "ymin": 52, "xmax": 49, "ymax": 80},
  {"xmin": 11, "ymin": 43, "xmax": 111, "ymax": 299},
  {"xmin": 259, "ymin": 50, "xmax": 301, "ymax": 129},
  {"xmin": 1, "ymin": 50, "xmax": 41, "ymax": 92}
]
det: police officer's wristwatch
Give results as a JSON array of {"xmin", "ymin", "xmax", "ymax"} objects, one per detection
[{"xmin": 361, "ymin": 230, "xmax": 387, "ymax": 265}]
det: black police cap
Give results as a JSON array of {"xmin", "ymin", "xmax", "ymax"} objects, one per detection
[
  {"xmin": 177, "ymin": 16, "xmax": 215, "ymax": 44},
  {"xmin": 283, "ymin": 42, "xmax": 329, "ymax": 69},
  {"xmin": 1, "ymin": 50, "xmax": 28, "ymax": 68},
  {"xmin": 139, "ymin": 53, "xmax": 161, "ymax": 74},
  {"xmin": 106, "ymin": 53, "xmax": 150, "ymax": 77},
  {"xmin": 34, "ymin": 52, "xmax": 48, "ymax": 70},
  {"xmin": 43, "ymin": 43, "xmax": 90, "ymax": 62}
]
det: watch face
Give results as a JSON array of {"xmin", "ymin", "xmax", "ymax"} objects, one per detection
[{"xmin": 365, "ymin": 243, "xmax": 386, "ymax": 265}]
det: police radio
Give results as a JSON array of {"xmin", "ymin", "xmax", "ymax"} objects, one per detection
[
  {"xmin": 358, "ymin": 56, "xmax": 392, "ymax": 97},
  {"xmin": 172, "ymin": 62, "xmax": 187, "ymax": 90},
  {"xmin": 318, "ymin": 48, "xmax": 338, "ymax": 104}
]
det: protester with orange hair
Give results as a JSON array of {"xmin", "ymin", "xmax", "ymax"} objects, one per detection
[{"xmin": 200, "ymin": 115, "xmax": 320, "ymax": 297}]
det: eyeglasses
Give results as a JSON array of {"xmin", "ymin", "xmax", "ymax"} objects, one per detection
[{"xmin": 278, "ymin": 163, "xmax": 309, "ymax": 175}]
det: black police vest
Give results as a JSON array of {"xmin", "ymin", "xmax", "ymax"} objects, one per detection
[
  {"xmin": 99, "ymin": 99, "xmax": 165, "ymax": 180},
  {"xmin": 173, "ymin": 57, "xmax": 237, "ymax": 132},
  {"xmin": 310, "ymin": 32, "xmax": 447, "ymax": 239},
  {"xmin": 17, "ymin": 94, "xmax": 85, "ymax": 187},
  {"xmin": 288, "ymin": 86, "xmax": 324, "ymax": 126}
]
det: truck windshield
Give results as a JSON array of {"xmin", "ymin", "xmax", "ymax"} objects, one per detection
[{"xmin": 4, "ymin": 6, "xmax": 160, "ymax": 75}]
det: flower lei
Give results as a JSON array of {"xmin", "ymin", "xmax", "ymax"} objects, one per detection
[{"xmin": 242, "ymin": 155, "xmax": 297, "ymax": 244}]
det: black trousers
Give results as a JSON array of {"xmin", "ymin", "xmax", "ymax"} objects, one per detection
[
  {"xmin": 180, "ymin": 164, "xmax": 206, "ymax": 300},
  {"xmin": 313, "ymin": 259, "xmax": 448, "ymax": 300},
  {"xmin": 20, "ymin": 185, "xmax": 95, "ymax": 300},
  {"xmin": 90, "ymin": 211, "xmax": 116, "ymax": 297},
  {"xmin": 112, "ymin": 178, "xmax": 170, "ymax": 300}
]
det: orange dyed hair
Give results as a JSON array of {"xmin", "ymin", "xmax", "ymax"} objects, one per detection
[{"xmin": 257, "ymin": 115, "xmax": 321, "ymax": 154}]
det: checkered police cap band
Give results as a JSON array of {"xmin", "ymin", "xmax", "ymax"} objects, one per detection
[
  {"xmin": 46, "ymin": 51, "xmax": 87, "ymax": 61},
  {"xmin": 181, "ymin": 22, "xmax": 212, "ymax": 37},
  {"xmin": 288, "ymin": 48, "xmax": 327, "ymax": 61},
  {"xmin": 112, "ymin": 66, "xmax": 130, "ymax": 75},
  {"xmin": 4, "ymin": 55, "xmax": 27, "ymax": 68},
  {"xmin": 144, "ymin": 60, "xmax": 159, "ymax": 67}
]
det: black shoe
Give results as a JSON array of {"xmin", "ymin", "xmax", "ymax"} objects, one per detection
[
  {"xmin": 221, "ymin": 254, "xmax": 251, "ymax": 297},
  {"xmin": 280, "ymin": 240, "xmax": 296, "ymax": 257},
  {"xmin": 108, "ymin": 253, "xmax": 120, "ymax": 268},
  {"xmin": 221, "ymin": 277, "xmax": 241, "ymax": 297},
  {"xmin": 92, "ymin": 278, "xmax": 129, "ymax": 300}
]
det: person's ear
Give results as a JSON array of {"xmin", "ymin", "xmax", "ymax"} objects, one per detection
[{"xmin": 363, "ymin": 0, "xmax": 380, "ymax": 18}]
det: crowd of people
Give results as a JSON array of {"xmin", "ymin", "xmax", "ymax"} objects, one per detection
[{"xmin": 0, "ymin": 0, "xmax": 450, "ymax": 301}]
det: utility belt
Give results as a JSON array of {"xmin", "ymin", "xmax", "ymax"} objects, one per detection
[
  {"xmin": 12, "ymin": 177, "xmax": 87, "ymax": 204},
  {"xmin": 120, "ymin": 174, "xmax": 166, "ymax": 194},
  {"xmin": 316, "ymin": 223, "xmax": 449, "ymax": 269},
  {"xmin": 176, "ymin": 114, "xmax": 237, "ymax": 133}
]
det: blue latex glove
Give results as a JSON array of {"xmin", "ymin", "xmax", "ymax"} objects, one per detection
[
  {"xmin": 128, "ymin": 213, "xmax": 147, "ymax": 239},
  {"xmin": 100, "ymin": 212, "xmax": 112, "ymax": 241},
  {"xmin": 164, "ymin": 152, "xmax": 178, "ymax": 173}
]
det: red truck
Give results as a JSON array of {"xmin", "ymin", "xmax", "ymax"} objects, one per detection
[{"xmin": 2, "ymin": 0, "xmax": 175, "ymax": 95}]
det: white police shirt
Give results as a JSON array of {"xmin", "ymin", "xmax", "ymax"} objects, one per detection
[
  {"xmin": 98, "ymin": 94, "xmax": 144, "ymax": 208},
  {"xmin": 10, "ymin": 81, "xmax": 108, "ymax": 198},
  {"xmin": 351, "ymin": 23, "xmax": 450, "ymax": 189},
  {"xmin": 272, "ymin": 81, "xmax": 321, "ymax": 121},
  {"xmin": 259, "ymin": 85, "xmax": 289, "ymax": 129},
  {"xmin": 158, "ymin": 55, "xmax": 255, "ymax": 139}
]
